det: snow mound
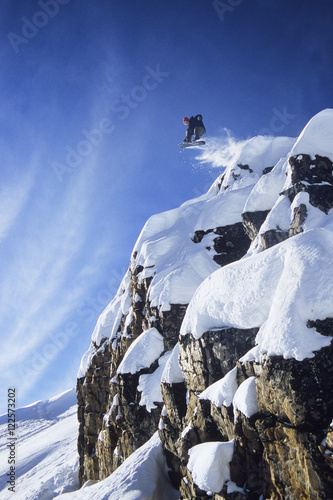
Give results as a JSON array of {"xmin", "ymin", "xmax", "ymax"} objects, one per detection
[
  {"xmin": 181, "ymin": 228, "xmax": 333, "ymax": 361},
  {"xmin": 161, "ymin": 343, "xmax": 184, "ymax": 384},
  {"xmin": 233, "ymin": 377, "xmax": 259, "ymax": 420},
  {"xmin": 187, "ymin": 440, "xmax": 234, "ymax": 494},
  {"xmin": 291, "ymin": 108, "xmax": 333, "ymax": 158},
  {"xmin": 117, "ymin": 328, "xmax": 164, "ymax": 375},
  {"xmin": 138, "ymin": 351, "xmax": 171, "ymax": 412},
  {"xmin": 199, "ymin": 367, "xmax": 238, "ymax": 408},
  {"xmin": 59, "ymin": 432, "xmax": 179, "ymax": 500}
]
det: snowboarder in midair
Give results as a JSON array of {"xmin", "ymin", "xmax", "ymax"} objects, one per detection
[{"xmin": 183, "ymin": 114, "xmax": 206, "ymax": 143}]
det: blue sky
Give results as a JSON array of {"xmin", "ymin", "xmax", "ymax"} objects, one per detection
[{"xmin": 0, "ymin": 0, "xmax": 332, "ymax": 412}]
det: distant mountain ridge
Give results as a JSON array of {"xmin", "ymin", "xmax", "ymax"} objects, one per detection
[{"xmin": 0, "ymin": 388, "xmax": 78, "ymax": 499}]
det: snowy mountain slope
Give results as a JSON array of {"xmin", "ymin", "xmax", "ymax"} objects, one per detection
[
  {"xmin": 181, "ymin": 116, "xmax": 333, "ymax": 355},
  {"xmin": 130, "ymin": 135, "xmax": 295, "ymax": 308},
  {"xmin": 0, "ymin": 388, "xmax": 78, "ymax": 499},
  {"xmin": 79, "ymin": 133, "xmax": 295, "ymax": 372},
  {"xmin": 58, "ymin": 432, "xmax": 179, "ymax": 500}
]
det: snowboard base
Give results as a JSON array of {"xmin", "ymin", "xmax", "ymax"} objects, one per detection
[{"xmin": 180, "ymin": 140, "xmax": 206, "ymax": 148}]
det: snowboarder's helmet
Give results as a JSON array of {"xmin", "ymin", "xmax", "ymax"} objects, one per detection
[{"xmin": 183, "ymin": 117, "xmax": 189, "ymax": 125}]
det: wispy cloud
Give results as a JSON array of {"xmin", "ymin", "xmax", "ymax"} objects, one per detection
[
  {"xmin": 0, "ymin": 169, "xmax": 36, "ymax": 241},
  {"xmin": 0, "ymin": 156, "xmax": 106, "ymax": 404}
]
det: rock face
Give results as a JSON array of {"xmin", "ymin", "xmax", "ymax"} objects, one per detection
[
  {"xmin": 77, "ymin": 267, "xmax": 189, "ymax": 484},
  {"xmin": 77, "ymin": 111, "xmax": 333, "ymax": 498},
  {"xmin": 76, "ymin": 168, "xmax": 252, "ymax": 486}
]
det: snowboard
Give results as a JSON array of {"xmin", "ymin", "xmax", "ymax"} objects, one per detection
[{"xmin": 180, "ymin": 140, "xmax": 206, "ymax": 148}]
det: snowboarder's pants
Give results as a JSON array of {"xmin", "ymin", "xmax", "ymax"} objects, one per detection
[
  {"xmin": 194, "ymin": 125, "xmax": 206, "ymax": 140},
  {"xmin": 186, "ymin": 125, "xmax": 206, "ymax": 141}
]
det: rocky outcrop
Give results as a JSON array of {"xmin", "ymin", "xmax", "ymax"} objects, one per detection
[
  {"xmin": 285, "ymin": 154, "xmax": 333, "ymax": 214},
  {"xmin": 77, "ymin": 341, "xmax": 113, "ymax": 483},
  {"xmin": 77, "ymin": 265, "xmax": 188, "ymax": 484},
  {"xmin": 158, "ymin": 151, "xmax": 333, "ymax": 499},
  {"xmin": 76, "ymin": 191, "xmax": 252, "ymax": 486},
  {"xmin": 261, "ymin": 153, "xmax": 333, "ymax": 250},
  {"xmin": 193, "ymin": 223, "xmax": 251, "ymax": 266},
  {"xmin": 242, "ymin": 210, "xmax": 270, "ymax": 241},
  {"xmin": 179, "ymin": 328, "xmax": 258, "ymax": 393},
  {"xmin": 77, "ymin": 113, "xmax": 333, "ymax": 499}
]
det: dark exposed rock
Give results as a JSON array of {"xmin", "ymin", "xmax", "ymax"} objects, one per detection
[
  {"xmin": 281, "ymin": 154, "xmax": 333, "ymax": 214},
  {"xmin": 282, "ymin": 182, "xmax": 333, "ymax": 214},
  {"xmin": 262, "ymin": 166, "xmax": 274, "ymax": 175},
  {"xmin": 288, "ymin": 202, "xmax": 307, "ymax": 236},
  {"xmin": 212, "ymin": 223, "xmax": 251, "ymax": 266},
  {"xmin": 148, "ymin": 304, "xmax": 187, "ymax": 351},
  {"xmin": 256, "ymin": 342, "xmax": 333, "ymax": 429},
  {"xmin": 193, "ymin": 222, "xmax": 251, "ymax": 267},
  {"xmin": 307, "ymin": 317, "xmax": 333, "ymax": 337},
  {"xmin": 238, "ymin": 163, "xmax": 253, "ymax": 173},
  {"xmin": 230, "ymin": 412, "xmax": 264, "ymax": 496},
  {"xmin": 192, "ymin": 229, "xmax": 210, "ymax": 243},
  {"xmin": 242, "ymin": 210, "xmax": 270, "ymax": 241},
  {"xmin": 260, "ymin": 228, "xmax": 289, "ymax": 250},
  {"xmin": 77, "ymin": 341, "xmax": 113, "ymax": 484},
  {"xmin": 179, "ymin": 328, "xmax": 258, "ymax": 393},
  {"xmin": 289, "ymin": 154, "xmax": 333, "ymax": 186},
  {"xmin": 256, "ymin": 418, "xmax": 333, "ymax": 499}
]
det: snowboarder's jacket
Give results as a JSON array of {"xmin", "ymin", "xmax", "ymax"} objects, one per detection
[{"xmin": 185, "ymin": 115, "xmax": 206, "ymax": 142}]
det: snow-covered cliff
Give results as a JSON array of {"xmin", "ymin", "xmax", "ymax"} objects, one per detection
[
  {"xmin": 73, "ymin": 109, "xmax": 333, "ymax": 499},
  {"xmin": 9, "ymin": 110, "xmax": 333, "ymax": 500}
]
